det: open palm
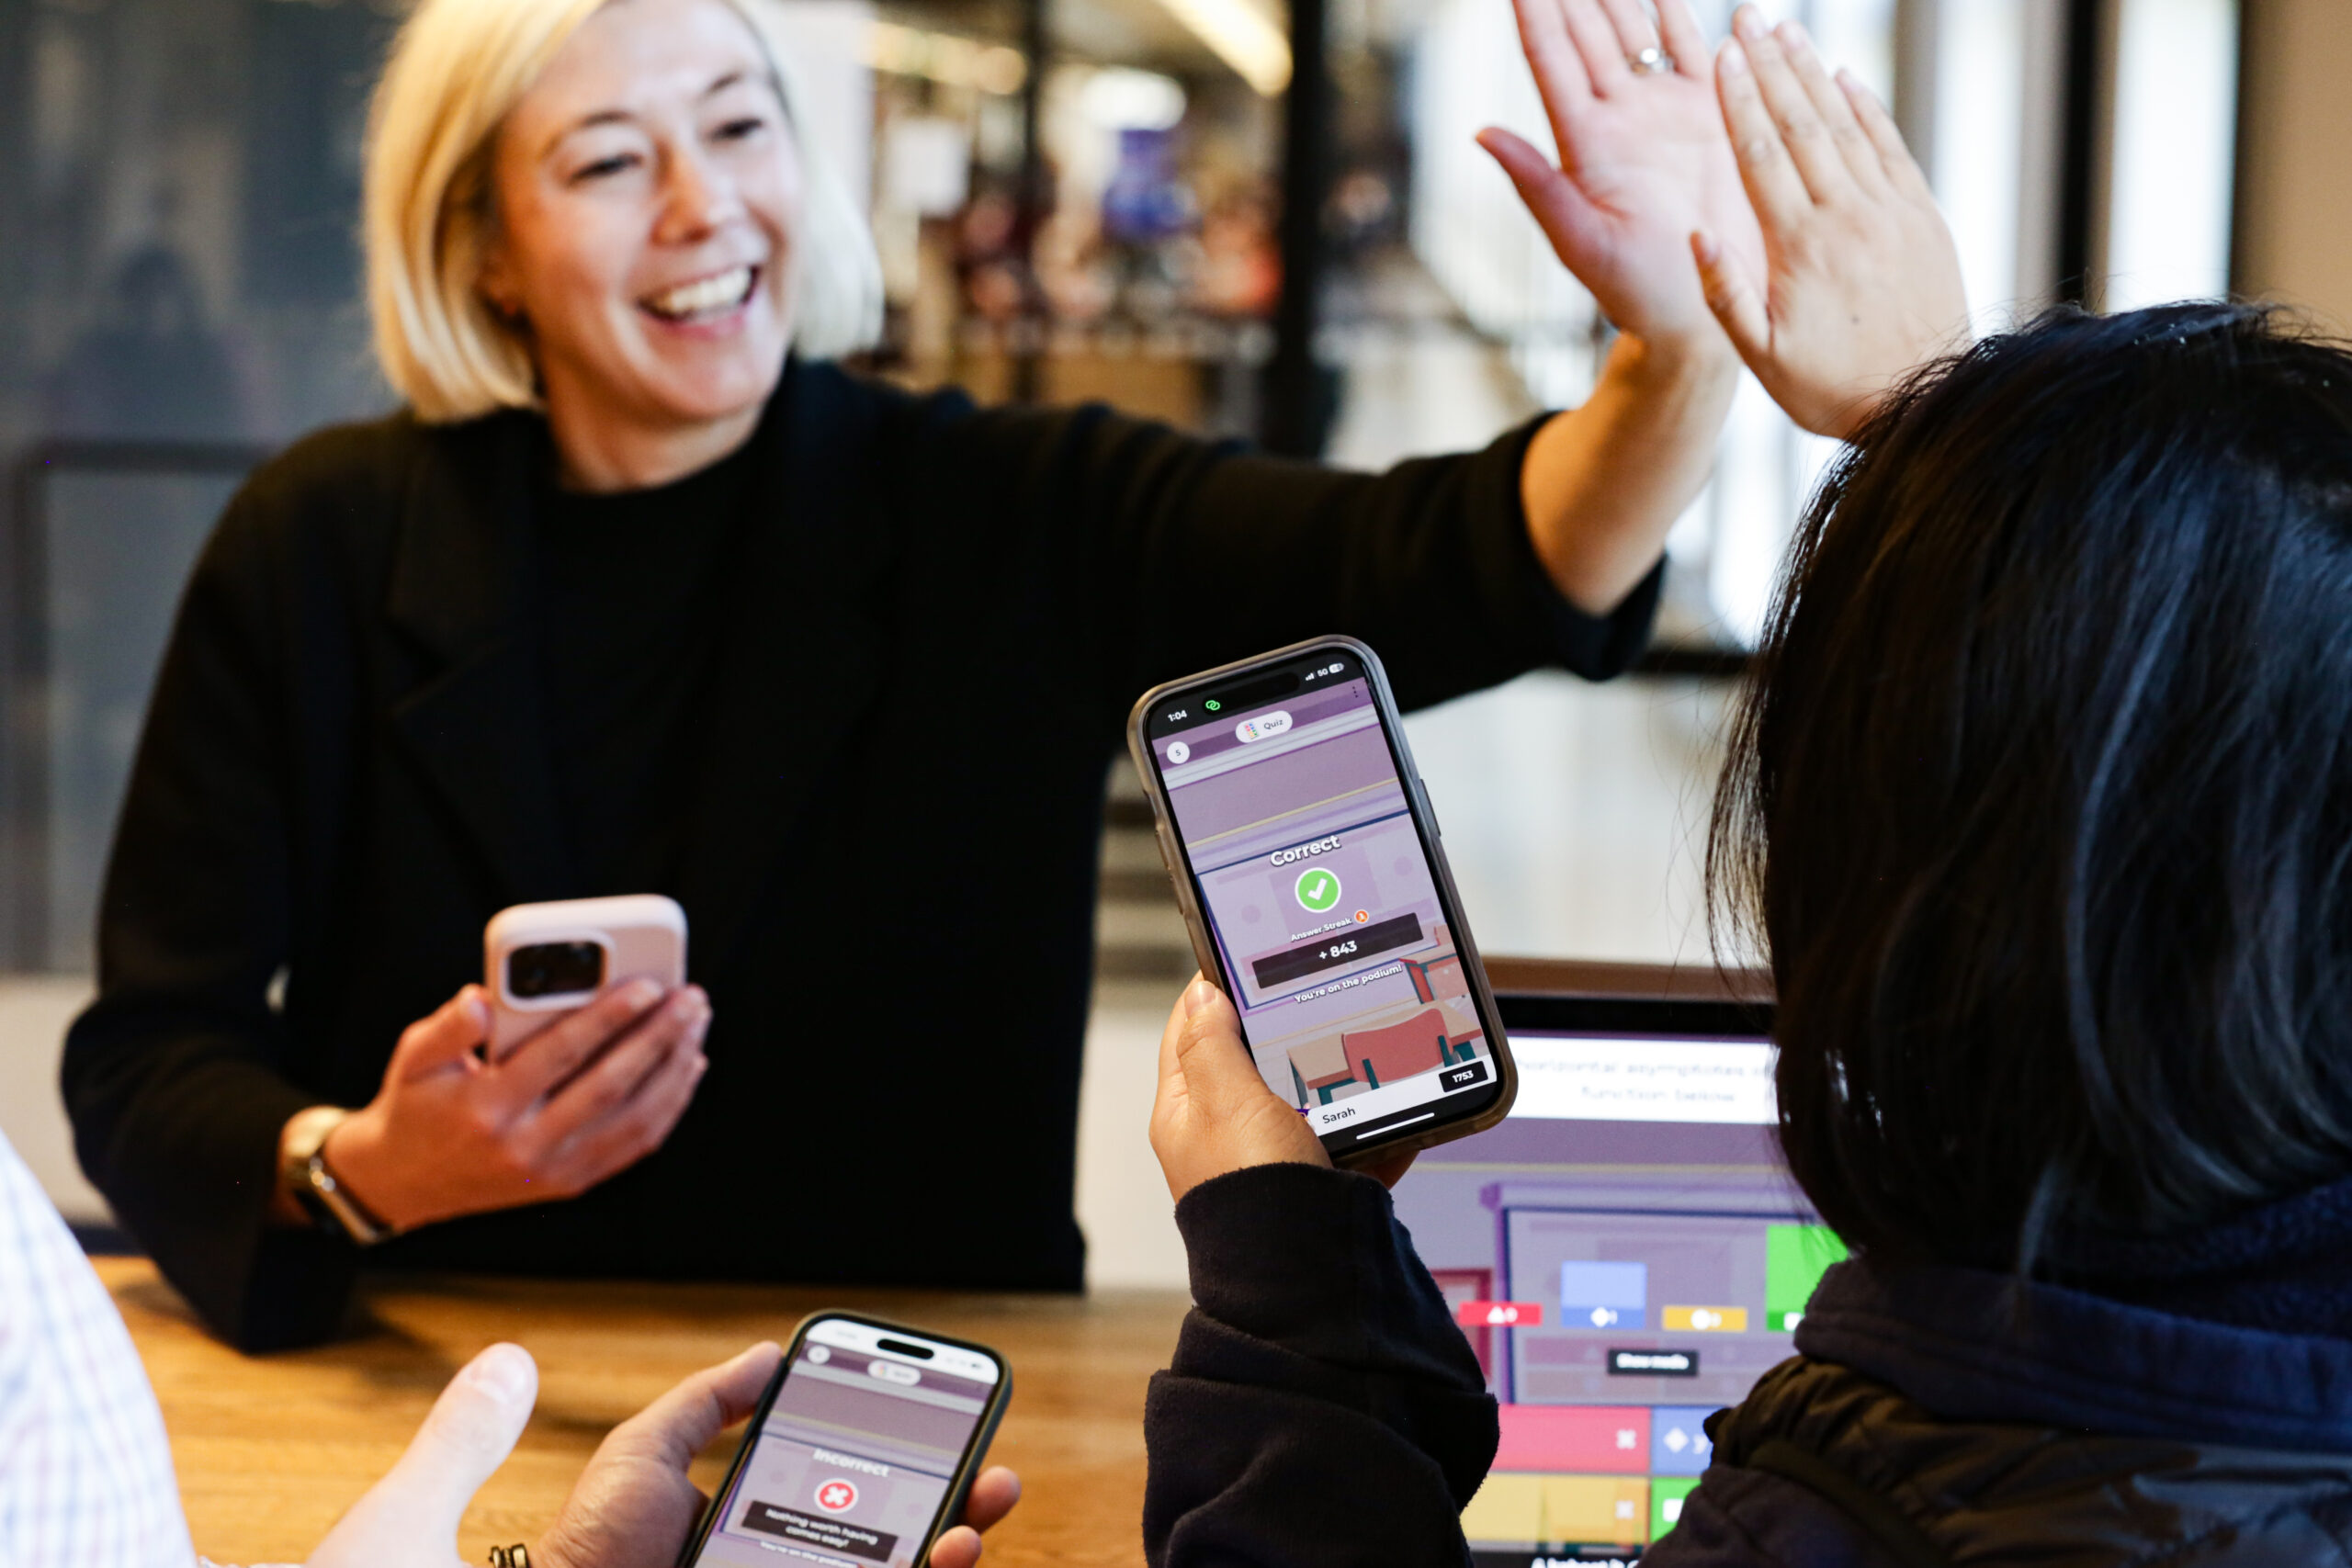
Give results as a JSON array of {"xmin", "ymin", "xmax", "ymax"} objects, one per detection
[{"xmin": 1482, "ymin": 0, "xmax": 1765, "ymax": 346}]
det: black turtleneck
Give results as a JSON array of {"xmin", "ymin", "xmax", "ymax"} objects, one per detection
[{"xmin": 533, "ymin": 438, "xmax": 755, "ymax": 892}]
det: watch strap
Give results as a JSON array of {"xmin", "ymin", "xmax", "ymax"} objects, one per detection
[
  {"xmin": 279, "ymin": 1105, "xmax": 392, "ymax": 1246},
  {"xmin": 302, "ymin": 1149, "xmax": 394, "ymax": 1246}
]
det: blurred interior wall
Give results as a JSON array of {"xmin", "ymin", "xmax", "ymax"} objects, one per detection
[
  {"xmin": 768, "ymin": 0, "xmax": 876, "ymax": 210},
  {"xmin": 2098, "ymin": 0, "xmax": 2240, "ymax": 311},
  {"xmin": 2233, "ymin": 0, "xmax": 2352, "ymax": 330}
]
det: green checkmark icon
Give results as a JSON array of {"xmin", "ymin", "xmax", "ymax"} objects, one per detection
[{"xmin": 1295, "ymin": 867, "xmax": 1341, "ymax": 913}]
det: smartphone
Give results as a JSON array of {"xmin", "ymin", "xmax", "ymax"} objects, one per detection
[
  {"xmin": 677, "ymin": 1313, "xmax": 1012, "ymax": 1568},
  {"xmin": 482, "ymin": 893, "xmax": 688, "ymax": 1058},
  {"xmin": 1127, "ymin": 637, "xmax": 1517, "ymax": 1164}
]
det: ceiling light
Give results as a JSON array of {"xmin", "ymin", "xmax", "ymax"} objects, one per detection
[
  {"xmin": 1151, "ymin": 0, "xmax": 1292, "ymax": 96},
  {"xmin": 1081, "ymin": 68, "xmax": 1190, "ymax": 130}
]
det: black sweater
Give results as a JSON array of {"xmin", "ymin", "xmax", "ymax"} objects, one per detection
[
  {"xmin": 1147, "ymin": 1163, "xmax": 1498, "ymax": 1567},
  {"xmin": 62, "ymin": 359, "xmax": 1660, "ymax": 1350}
]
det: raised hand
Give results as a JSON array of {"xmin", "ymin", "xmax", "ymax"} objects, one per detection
[
  {"xmin": 1692, "ymin": 7, "xmax": 1970, "ymax": 437},
  {"xmin": 1479, "ymin": 0, "xmax": 1765, "ymax": 349}
]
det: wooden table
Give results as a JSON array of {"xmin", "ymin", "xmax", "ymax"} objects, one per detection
[{"xmin": 98, "ymin": 1258, "xmax": 1191, "ymax": 1567}]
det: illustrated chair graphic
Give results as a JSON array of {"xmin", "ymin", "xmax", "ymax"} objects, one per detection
[
  {"xmin": 1343, "ymin": 1007, "xmax": 1453, "ymax": 1089},
  {"xmin": 1287, "ymin": 1034, "xmax": 1356, "ymax": 1106}
]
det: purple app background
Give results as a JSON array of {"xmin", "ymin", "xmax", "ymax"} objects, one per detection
[{"xmin": 1156, "ymin": 679, "xmax": 1491, "ymax": 1120}]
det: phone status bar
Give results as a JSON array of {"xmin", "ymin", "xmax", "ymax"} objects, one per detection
[{"xmin": 1147, "ymin": 651, "xmax": 1355, "ymax": 739}]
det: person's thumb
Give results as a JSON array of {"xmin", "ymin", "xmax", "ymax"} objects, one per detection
[
  {"xmin": 392, "ymin": 985, "xmax": 494, "ymax": 1077},
  {"xmin": 1170, "ymin": 976, "xmax": 1256, "ymax": 1105},
  {"xmin": 310, "ymin": 1344, "xmax": 537, "ymax": 1567}
]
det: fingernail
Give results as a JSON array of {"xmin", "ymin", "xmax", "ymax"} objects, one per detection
[
  {"xmin": 1720, "ymin": 39, "xmax": 1749, "ymax": 74},
  {"xmin": 626, "ymin": 977, "xmax": 662, "ymax": 1007},
  {"xmin": 1182, "ymin": 977, "xmax": 1220, "ymax": 1018},
  {"xmin": 468, "ymin": 1342, "xmax": 536, "ymax": 1404},
  {"xmin": 1733, "ymin": 6, "xmax": 1767, "ymax": 41},
  {"xmin": 1779, "ymin": 18, "xmax": 1816, "ymax": 54},
  {"xmin": 1690, "ymin": 228, "xmax": 1719, "ymax": 265}
]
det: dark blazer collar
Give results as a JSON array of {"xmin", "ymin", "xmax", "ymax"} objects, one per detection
[
  {"xmin": 384, "ymin": 408, "xmax": 570, "ymax": 905},
  {"xmin": 379, "ymin": 361, "xmax": 892, "ymax": 975}
]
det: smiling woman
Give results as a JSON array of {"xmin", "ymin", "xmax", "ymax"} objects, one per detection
[
  {"xmin": 62, "ymin": 0, "xmax": 1778, "ymax": 1353},
  {"xmin": 366, "ymin": 0, "xmax": 880, "ymax": 475}
]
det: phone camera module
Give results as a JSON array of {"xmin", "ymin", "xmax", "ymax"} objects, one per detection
[{"xmin": 508, "ymin": 941, "xmax": 605, "ymax": 999}]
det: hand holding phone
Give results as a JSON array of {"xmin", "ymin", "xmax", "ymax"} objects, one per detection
[
  {"xmin": 1128, "ymin": 638, "xmax": 1517, "ymax": 1167},
  {"xmin": 677, "ymin": 1315, "xmax": 1013, "ymax": 1568},
  {"xmin": 322, "ymin": 978, "xmax": 710, "ymax": 1232}
]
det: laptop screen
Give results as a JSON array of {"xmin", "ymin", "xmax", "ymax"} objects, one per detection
[{"xmin": 1389, "ymin": 995, "xmax": 1826, "ymax": 1566}]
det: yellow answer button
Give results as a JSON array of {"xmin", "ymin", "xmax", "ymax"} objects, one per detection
[{"xmin": 1662, "ymin": 1305, "xmax": 1749, "ymax": 1332}]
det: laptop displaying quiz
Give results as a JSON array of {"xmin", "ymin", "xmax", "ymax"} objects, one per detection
[{"xmin": 1387, "ymin": 992, "xmax": 1819, "ymax": 1566}]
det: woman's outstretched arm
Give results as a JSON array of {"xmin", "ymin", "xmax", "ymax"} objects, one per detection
[
  {"xmin": 893, "ymin": 8, "xmax": 1770, "ymax": 710},
  {"xmin": 1483, "ymin": 0, "xmax": 1758, "ymax": 613}
]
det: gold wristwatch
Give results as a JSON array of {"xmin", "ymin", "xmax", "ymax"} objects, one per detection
[{"xmin": 278, "ymin": 1105, "xmax": 394, "ymax": 1247}]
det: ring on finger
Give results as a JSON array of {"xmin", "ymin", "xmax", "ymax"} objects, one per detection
[{"xmin": 1632, "ymin": 45, "xmax": 1674, "ymax": 74}]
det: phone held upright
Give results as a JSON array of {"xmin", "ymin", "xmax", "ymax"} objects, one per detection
[{"xmin": 1127, "ymin": 637, "xmax": 1517, "ymax": 1165}]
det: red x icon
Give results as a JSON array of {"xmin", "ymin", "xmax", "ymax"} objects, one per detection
[{"xmin": 815, "ymin": 1479, "xmax": 859, "ymax": 1513}]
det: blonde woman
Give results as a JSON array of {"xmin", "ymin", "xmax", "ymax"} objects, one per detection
[{"xmin": 64, "ymin": 0, "xmax": 1763, "ymax": 1350}]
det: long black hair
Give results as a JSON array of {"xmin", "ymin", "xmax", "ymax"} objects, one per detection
[{"xmin": 1711, "ymin": 304, "xmax": 2352, "ymax": 1272}]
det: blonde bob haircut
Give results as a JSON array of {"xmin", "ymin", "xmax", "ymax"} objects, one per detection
[{"xmin": 365, "ymin": 0, "xmax": 883, "ymax": 423}]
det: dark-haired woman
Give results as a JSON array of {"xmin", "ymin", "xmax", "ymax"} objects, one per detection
[{"xmin": 1133, "ymin": 11, "xmax": 2352, "ymax": 1565}]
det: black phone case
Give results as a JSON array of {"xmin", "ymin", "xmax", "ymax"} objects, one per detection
[
  {"xmin": 1125, "ymin": 634, "xmax": 1520, "ymax": 1166},
  {"xmin": 673, "ymin": 1310, "xmax": 1012, "ymax": 1568}
]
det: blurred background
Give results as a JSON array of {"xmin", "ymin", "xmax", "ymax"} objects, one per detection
[{"xmin": 0, "ymin": 0, "xmax": 2342, "ymax": 1277}]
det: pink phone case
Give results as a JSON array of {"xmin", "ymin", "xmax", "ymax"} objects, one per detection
[{"xmin": 482, "ymin": 894, "xmax": 688, "ymax": 1059}]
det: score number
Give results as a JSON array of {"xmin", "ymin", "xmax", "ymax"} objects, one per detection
[{"xmin": 1315, "ymin": 939, "xmax": 1360, "ymax": 961}]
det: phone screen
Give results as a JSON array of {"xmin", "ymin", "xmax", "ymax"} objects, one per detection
[
  {"xmin": 1142, "ymin": 645, "xmax": 1504, "ymax": 1153},
  {"xmin": 690, "ymin": 1318, "xmax": 1001, "ymax": 1568}
]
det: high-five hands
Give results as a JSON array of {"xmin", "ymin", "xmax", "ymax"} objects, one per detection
[
  {"xmin": 1151, "ymin": 976, "xmax": 1414, "ymax": 1201},
  {"xmin": 1694, "ymin": 6, "xmax": 1970, "ymax": 437},
  {"xmin": 1481, "ymin": 0, "xmax": 1765, "ymax": 353}
]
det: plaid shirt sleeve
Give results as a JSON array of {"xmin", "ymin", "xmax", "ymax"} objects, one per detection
[{"xmin": 0, "ymin": 1130, "xmax": 197, "ymax": 1567}]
